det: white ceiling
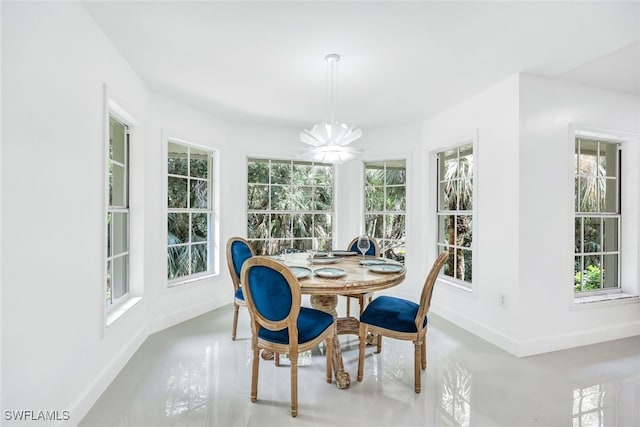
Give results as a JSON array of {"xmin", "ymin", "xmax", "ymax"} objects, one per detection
[{"xmin": 83, "ymin": 1, "xmax": 640, "ymax": 130}]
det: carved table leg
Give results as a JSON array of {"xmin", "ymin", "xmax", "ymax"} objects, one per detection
[{"xmin": 310, "ymin": 294, "xmax": 351, "ymax": 389}]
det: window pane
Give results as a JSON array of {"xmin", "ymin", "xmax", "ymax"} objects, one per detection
[
  {"xmin": 385, "ymin": 162, "xmax": 406, "ymax": 185},
  {"xmin": 191, "ymin": 243, "xmax": 208, "ymax": 274},
  {"xmin": 192, "ymin": 213, "xmax": 208, "ymax": 242},
  {"xmin": 106, "ymin": 260, "xmax": 112, "ymax": 306},
  {"xmin": 460, "ymin": 178, "xmax": 473, "ymax": 211},
  {"xmin": 292, "ymin": 214, "xmax": 312, "ymax": 237},
  {"xmin": 602, "ymin": 254, "xmax": 618, "ymax": 288},
  {"xmin": 365, "ymin": 187, "xmax": 384, "ymax": 211},
  {"xmin": 292, "ymin": 186, "xmax": 312, "ymax": 211},
  {"xmin": 110, "ymin": 117, "xmax": 126, "ymax": 164},
  {"xmin": 292, "ymin": 162, "xmax": 313, "ymax": 184},
  {"xmin": 107, "ymin": 213, "xmax": 112, "ymax": 257},
  {"xmin": 459, "ymin": 144, "xmax": 473, "ymax": 179},
  {"xmin": 599, "ymin": 142, "xmax": 617, "ymax": 178},
  {"xmin": 582, "ymin": 255, "xmax": 602, "ymax": 291},
  {"xmin": 168, "ymin": 142, "xmax": 188, "ymax": 176},
  {"xmin": 439, "ymin": 181, "xmax": 457, "ymax": 211},
  {"xmin": 385, "ymin": 186, "xmax": 406, "ymax": 211},
  {"xmin": 365, "ymin": 214, "xmax": 383, "ymax": 237},
  {"xmin": 383, "ymin": 240, "xmax": 405, "ymax": 263},
  {"xmin": 168, "ymin": 176, "xmax": 188, "ymax": 208},
  {"xmin": 112, "ymin": 212, "xmax": 128, "ymax": 256},
  {"xmin": 110, "ymin": 164, "xmax": 126, "ymax": 206},
  {"xmin": 458, "ymin": 215, "xmax": 472, "ymax": 247},
  {"xmin": 314, "ymin": 213, "xmax": 332, "ymax": 236},
  {"xmin": 574, "ymin": 256, "xmax": 583, "ymax": 292},
  {"xmin": 190, "ymin": 147, "xmax": 209, "ymax": 179},
  {"xmin": 384, "ymin": 214, "xmax": 405, "ymax": 240},
  {"xmin": 270, "ymin": 214, "xmax": 291, "ymax": 238},
  {"xmin": 112, "ymin": 255, "xmax": 128, "ymax": 299},
  {"xmin": 247, "ymin": 159, "xmax": 269, "ymax": 184},
  {"xmin": 168, "ymin": 213, "xmax": 190, "ymax": 244},
  {"xmin": 270, "ymin": 185, "xmax": 289, "ymax": 210},
  {"xmin": 248, "ymin": 184, "xmax": 268, "ymax": 210},
  {"xmin": 438, "ymin": 215, "xmax": 451, "ymax": 245},
  {"xmin": 457, "ymin": 249, "xmax": 472, "ymax": 283},
  {"xmin": 583, "ymin": 217, "xmax": 601, "ymax": 253},
  {"xmin": 314, "ymin": 186, "xmax": 333, "ymax": 211},
  {"xmin": 366, "ymin": 168, "xmax": 385, "ymax": 186},
  {"xmin": 190, "ymin": 179, "xmax": 208, "ymax": 209},
  {"xmin": 247, "ymin": 214, "xmax": 268, "ymax": 239},
  {"xmin": 271, "ymin": 160, "xmax": 291, "ymax": 185},
  {"xmin": 601, "ymin": 178, "xmax": 617, "ymax": 213},
  {"xmin": 574, "ymin": 217, "xmax": 582, "ymax": 253},
  {"xmin": 168, "ymin": 246, "xmax": 189, "ymax": 279},
  {"xmin": 313, "ymin": 165, "xmax": 333, "ymax": 184},
  {"xmin": 602, "ymin": 217, "xmax": 618, "ymax": 253}
]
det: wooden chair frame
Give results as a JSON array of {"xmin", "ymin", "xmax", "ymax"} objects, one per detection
[
  {"xmin": 357, "ymin": 252, "xmax": 449, "ymax": 393},
  {"xmin": 241, "ymin": 256, "xmax": 335, "ymax": 417},
  {"xmin": 344, "ymin": 235, "xmax": 381, "ymax": 317},
  {"xmin": 225, "ymin": 236, "xmax": 255, "ymax": 340}
]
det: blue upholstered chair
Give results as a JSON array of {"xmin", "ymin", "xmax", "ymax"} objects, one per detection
[
  {"xmin": 344, "ymin": 235, "xmax": 381, "ymax": 317},
  {"xmin": 226, "ymin": 237, "xmax": 255, "ymax": 340},
  {"xmin": 241, "ymin": 256, "xmax": 335, "ymax": 417},
  {"xmin": 357, "ymin": 251, "xmax": 449, "ymax": 393}
]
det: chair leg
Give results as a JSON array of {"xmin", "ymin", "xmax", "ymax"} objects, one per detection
[
  {"xmin": 421, "ymin": 337, "xmax": 427, "ymax": 370},
  {"xmin": 376, "ymin": 334, "xmax": 382, "ymax": 354},
  {"xmin": 290, "ymin": 353, "xmax": 298, "ymax": 417},
  {"xmin": 357, "ymin": 323, "xmax": 367, "ymax": 382},
  {"xmin": 275, "ymin": 352, "xmax": 280, "ymax": 366},
  {"xmin": 358, "ymin": 294, "xmax": 366, "ymax": 316},
  {"xmin": 346, "ymin": 296, "xmax": 351, "ymax": 317},
  {"xmin": 414, "ymin": 339, "xmax": 421, "ymax": 393},
  {"xmin": 232, "ymin": 303, "xmax": 239, "ymax": 340},
  {"xmin": 251, "ymin": 346, "xmax": 260, "ymax": 402}
]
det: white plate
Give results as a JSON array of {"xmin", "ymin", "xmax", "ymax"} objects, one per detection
[
  {"xmin": 368, "ymin": 264, "xmax": 404, "ymax": 274},
  {"xmin": 308, "ymin": 256, "xmax": 340, "ymax": 264},
  {"xmin": 314, "ymin": 268, "xmax": 347, "ymax": 278},
  {"xmin": 359, "ymin": 259, "xmax": 387, "ymax": 266},
  {"xmin": 291, "ymin": 266, "xmax": 312, "ymax": 279}
]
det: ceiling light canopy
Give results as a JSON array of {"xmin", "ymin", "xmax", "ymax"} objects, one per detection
[{"xmin": 300, "ymin": 54, "xmax": 363, "ymax": 163}]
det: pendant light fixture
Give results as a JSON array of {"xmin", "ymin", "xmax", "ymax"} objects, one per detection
[{"xmin": 300, "ymin": 54, "xmax": 363, "ymax": 163}]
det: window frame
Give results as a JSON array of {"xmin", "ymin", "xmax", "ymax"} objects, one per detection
[
  {"xmin": 246, "ymin": 157, "xmax": 335, "ymax": 254},
  {"xmin": 435, "ymin": 139, "xmax": 475, "ymax": 289},
  {"xmin": 166, "ymin": 138, "xmax": 217, "ymax": 287},
  {"xmin": 106, "ymin": 114, "xmax": 130, "ymax": 308},
  {"xmin": 363, "ymin": 158, "xmax": 407, "ymax": 263},
  {"xmin": 574, "ymin": 137, "xmax": 622, "ymax": 295}
]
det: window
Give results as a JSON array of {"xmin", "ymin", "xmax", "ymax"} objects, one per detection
[
  {"xmin": 167, "ymin": 141, "xmax": 215, "ymax": 282},
  {"xmin": 436, "ymin": 143, "xmax": 473, "ymax": 285},
  {"xmin": 106, "ymin": 115, "xmax": 129, "ymax": 306},
  {"xmin": 247, "ymin": 158, "xmax": 333, "ymax": 254},
  {"xmin": 574, "ymin": 138, "xmax": 621, "ymax": 293},
  {"xmin": 364, "ymin": 159, "xmax": 406, "ymax": 262}
]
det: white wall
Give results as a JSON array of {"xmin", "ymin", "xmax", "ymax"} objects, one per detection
[
  {"xmin": 517, "ymin": 73, "xmax": 640, "ymax": 355},
  {"xmin": 421, "ymin": 72, "xmax": 640, "ymax": 357},
  {"xmin": 0, "ymin": 3, "xmax": 236, "ymax": 425},
  {"xmin": 422, "ymin": 74, "xmax": 522, "ymax": 354}
]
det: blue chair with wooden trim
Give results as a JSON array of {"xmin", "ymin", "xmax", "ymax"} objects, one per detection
[
  {"xmin": 344, "ymin": 235, "xmax": 381, "ymax": 317},
  {"xmin": 226, "ymin": 236, "xmax": 255, "ymax": 340},
  {"xmin": 241, "ymin": 256, "xmax": 335, "ymax": 417},
  {"xmin": 357, "ymin": 252, "xmax": 449, "ymax": 393}
]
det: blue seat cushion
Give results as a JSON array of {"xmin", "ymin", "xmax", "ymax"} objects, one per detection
[
  {"xmin": 235, "ymin": 287, "xmax": 244, "ymax": 301},
  {"xmin": 360, "ymin": 296, "xmax": 426, "ymax": 333},
  {"xmin": 349, "ymin": 241, "xmax": 376, "ymax": 256},
  {"xmin": 258, "ymin": 307, "xmax": 334, "ymax": 345}
]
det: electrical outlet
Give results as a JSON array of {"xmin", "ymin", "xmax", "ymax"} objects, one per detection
[{"xmin": 498, "ymin": 293, "xmax": 507, "ymax": 308}]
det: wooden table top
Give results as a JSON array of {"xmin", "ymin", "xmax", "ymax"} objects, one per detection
[{"xmin": 283, "ymin": 253, "xmax": 406, "ymax": 296}]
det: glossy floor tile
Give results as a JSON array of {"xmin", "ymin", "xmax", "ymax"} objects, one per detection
[{"xmin": 80, "ymin": 304, "xmax": 640, "ymax": 427}]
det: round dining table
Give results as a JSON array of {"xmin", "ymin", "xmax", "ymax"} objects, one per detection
[{"xmin": 284, "ymin": 252, "xmax": 406, "ymax": 389}]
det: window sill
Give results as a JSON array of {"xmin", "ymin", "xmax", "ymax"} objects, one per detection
[
  {"xmin": 437, "ymin": 276, "xmax": 473, "ymax": 293},
  {"xmin": 573, "ymin": 292, "xmax": 639, "ymax": 308},
  {"xmin": 106, "ymin": 296, "xmax": 142, "ymax": 327},
  {"xmin": 168, "ymin": 272, "xmax": 217, "ymax": 289}
]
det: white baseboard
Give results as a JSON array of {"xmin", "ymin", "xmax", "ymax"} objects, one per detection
[
  {"xmin": 432, "ymin": 303, "xmax": 640, "ymax": 357},
  {"xmin": 62, "ymin": 298, "xmax": 227, "ymax": 427}
]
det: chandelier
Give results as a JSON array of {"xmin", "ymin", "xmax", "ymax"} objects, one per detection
[{"xmin": 300, "ymin": 54, "xmax": 363, "ymax": 163}]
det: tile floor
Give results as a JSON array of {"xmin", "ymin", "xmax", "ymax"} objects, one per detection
[{"xmin": 80, "ymin": 303, "xmax": 640, "ymax": 427}]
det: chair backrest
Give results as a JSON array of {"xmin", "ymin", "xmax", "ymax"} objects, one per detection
[
  {"xmin": 347, "ymin": 235, "xmax": 380, "ymax": 257},
  {"xmin": 226, "ymin": 237, "xmax": 255, "ymax": 291},
  {"xmin": 415, "ymin": 252, "xmax": 450, "ymax": 332},
  {"xmin": 241, "ymin": 256, "xmax": 301, "ymax": 343}
]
